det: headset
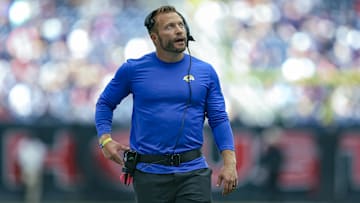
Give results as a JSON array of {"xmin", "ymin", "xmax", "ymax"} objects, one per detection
[{"xmin": 144, "ymin": 8, "xmax": 195, "ymax": 46}]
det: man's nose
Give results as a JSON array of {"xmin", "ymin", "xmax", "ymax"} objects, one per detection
[{"xmin": 175, "ymin": 25, "xmax": 185, "ymax": 34}]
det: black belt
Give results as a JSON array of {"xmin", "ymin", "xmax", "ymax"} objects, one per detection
[{"xmin": 137, "ymin": 149, "xmax": 202, "ymax": 166}]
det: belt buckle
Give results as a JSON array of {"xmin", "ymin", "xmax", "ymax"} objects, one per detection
[{"xmin": 169, "ymin": 154, "xmax": 181, "ymax": 166}]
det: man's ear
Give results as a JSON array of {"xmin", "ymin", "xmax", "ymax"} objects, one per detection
[{"xmin": 150, "ymin": 33, "xmax": 157, "ymax": 43}]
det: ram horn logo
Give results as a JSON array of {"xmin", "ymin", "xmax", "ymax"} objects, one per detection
[{"xmin": 183, "ymin": 74, "xmax": 195, "ymax": 82}]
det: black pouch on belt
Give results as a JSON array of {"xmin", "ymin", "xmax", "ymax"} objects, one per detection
[{"xmin": 121, "ymin": 150, "xmax": 138, "ymax": 185}]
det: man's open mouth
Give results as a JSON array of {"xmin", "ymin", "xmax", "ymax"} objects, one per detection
[{"xmin": 174, "ymin": 38, "xmax": 185, "ymax": 43}]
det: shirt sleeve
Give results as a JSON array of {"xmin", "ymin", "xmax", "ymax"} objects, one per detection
[
  {"xmin": 95, "ymin": 63, "xmax": 131, "ymax": 137},
  {"xmin": 205, "ymin": 67, "xmax": 234, "ymax": 151}
]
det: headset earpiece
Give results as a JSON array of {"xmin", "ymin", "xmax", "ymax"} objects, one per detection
[{"xmin": 144, "ymin": 10, "xmax": 157, "ymax": 33}]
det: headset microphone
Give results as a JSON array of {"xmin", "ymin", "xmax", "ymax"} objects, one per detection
[{"xmin": 187, "ymin": 34, "xmax": 195, "ymax": 43}]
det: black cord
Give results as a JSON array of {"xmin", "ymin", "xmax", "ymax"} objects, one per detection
[
  {"xmin": 171, "ymin": 46, "xmax": 193, "ymax": 154},
  {"xmin": 186, "ymin": 47, "xmax": 193, "ymax": 105}
]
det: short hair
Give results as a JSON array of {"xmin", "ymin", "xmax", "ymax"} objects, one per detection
[{"xmin": 144, "ymin": 5, "xmax": 178, "ymax": 33}]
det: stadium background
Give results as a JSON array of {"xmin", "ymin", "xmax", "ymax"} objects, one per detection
[{"xmin": 1, "ymin": 0, "xmax": 360, "ymax": 202}]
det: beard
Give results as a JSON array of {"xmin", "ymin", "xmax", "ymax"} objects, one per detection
[{"xmin": 158, "ymin": 36, "xmax": 186, "ymax": 53}]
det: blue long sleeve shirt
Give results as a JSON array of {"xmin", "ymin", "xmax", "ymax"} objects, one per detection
[{"xmin": 95, "ymin": 52, "xmax": 234, "ymax": 174}]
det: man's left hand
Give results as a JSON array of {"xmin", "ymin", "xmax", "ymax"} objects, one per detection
[{"xmin": 216, "ymin": 150, "xmax": 238, "ymax": 195}]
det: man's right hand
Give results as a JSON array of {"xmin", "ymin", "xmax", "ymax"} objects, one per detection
[{"xmin": 99, "ymin": 134, "xmax": 130, "ymax": 165}]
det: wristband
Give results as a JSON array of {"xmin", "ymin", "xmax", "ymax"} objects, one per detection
[{"xmin": 100, "ymin": 137, "xmax": 112, "ymax": 148}]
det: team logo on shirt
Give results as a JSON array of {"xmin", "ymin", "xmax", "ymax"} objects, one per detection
[{"xmin": 183, "ymin": 74, "xmax": 195, "ymax": 82}]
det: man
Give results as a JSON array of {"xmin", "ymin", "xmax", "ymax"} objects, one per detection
[{"xmin": 95, "ymin": 5, "xmax": 237, "ymax": 203}]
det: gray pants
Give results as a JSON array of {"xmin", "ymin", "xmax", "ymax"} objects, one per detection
[{"xmin": 133, "ymin": 168, "xmax": 212, "ymax": 203}]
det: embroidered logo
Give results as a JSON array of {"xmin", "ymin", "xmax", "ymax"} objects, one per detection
[{"xmin": 183, "ymin": 74, "xmax": 195, "ymax": 82}]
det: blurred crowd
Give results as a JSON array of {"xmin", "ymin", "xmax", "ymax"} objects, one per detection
[{"xmin": 0, "ymin": 0, "xmax": 360, "ymax": 127}]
